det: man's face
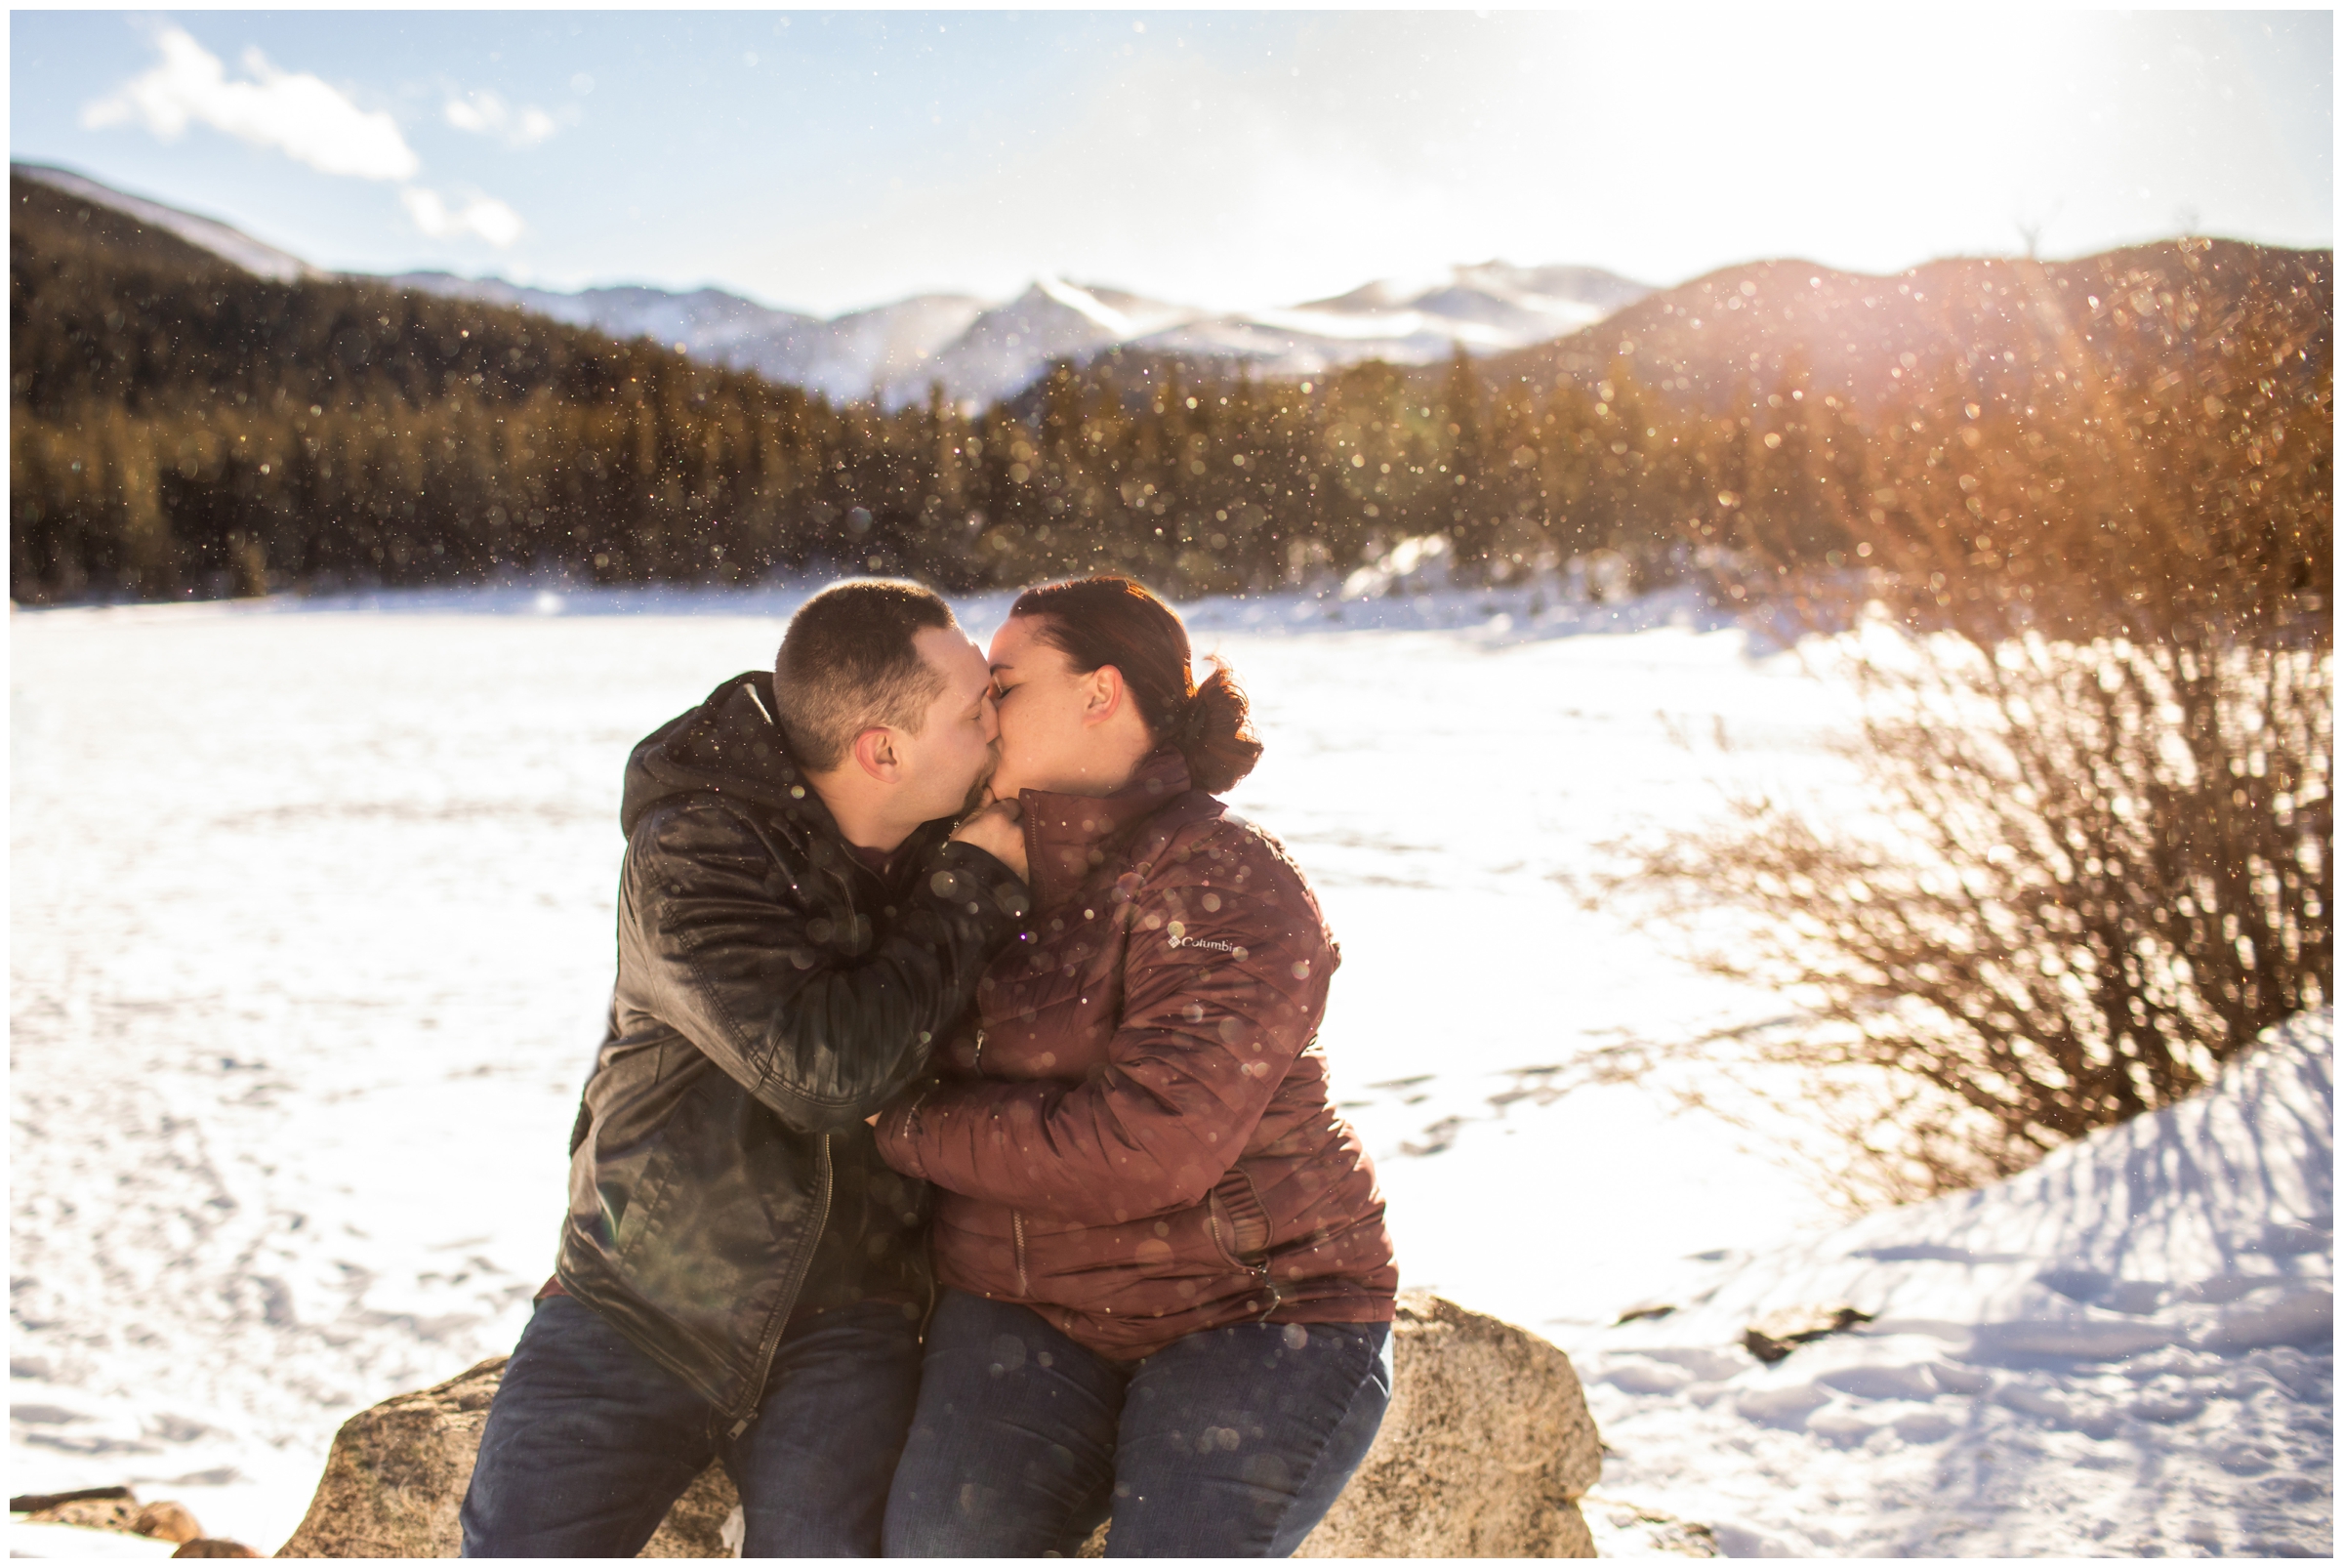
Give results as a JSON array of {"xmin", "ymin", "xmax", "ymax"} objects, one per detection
[{"xmin": 891, "ymin": 625, "xmax": 1000, "ymax": 822}]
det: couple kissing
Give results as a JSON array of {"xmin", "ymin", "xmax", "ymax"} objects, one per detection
[{"xmin": 460, "ymin": 574, "xmax": 1397, "ymax": 1558}]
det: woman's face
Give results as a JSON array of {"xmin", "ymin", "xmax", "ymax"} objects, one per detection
[{"xmin": 986, "ymin": 614, "xmax": 1126, "ymax": 800}]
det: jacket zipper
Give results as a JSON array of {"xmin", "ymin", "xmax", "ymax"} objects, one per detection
[
  {"xmin": 1011, "ymin": 1209, "xmax": 1030, "ymax": 1298},
  {"xmin": 728, "ymin": 1130, "xmax": 833, "ymax": 1436}
]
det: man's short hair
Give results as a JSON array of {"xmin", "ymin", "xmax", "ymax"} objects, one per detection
[{"xmin": 773, "ymin": 579, "xmax": 958, "ymax": 772}]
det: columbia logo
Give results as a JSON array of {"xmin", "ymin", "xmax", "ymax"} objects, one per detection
[{"xmin": 1167, "ymin": 924, "xmax": 1245, "ymax": 959}]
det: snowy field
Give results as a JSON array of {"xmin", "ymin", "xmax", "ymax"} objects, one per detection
[{"xmin": 12, "ymin": 582, "xmax": 2332, "ymax": 1556}]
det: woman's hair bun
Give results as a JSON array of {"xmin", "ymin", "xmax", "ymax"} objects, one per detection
[{"xmin": 1178, "ymin": 664, "xmax": 1262, "ymax": 794}]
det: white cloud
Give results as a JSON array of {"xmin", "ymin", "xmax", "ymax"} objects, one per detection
[
  {"xmin": 81, "ymin": 25, "xmax": 527, "ymax": 255},
  {"xmin": 443, "ymin": 91, "xmax": 562, "ymax": 149},
  {"xmin": 401, "ymin": 186, "xmax": 525, "ymax": 248},
  {"xmin": 82, "ymin": 24, "xmax": 419, "ymax": 182}
]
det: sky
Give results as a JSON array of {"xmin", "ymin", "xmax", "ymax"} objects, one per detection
[{"xmin": 8, "ymin": 9, "xmax": 2333, "ymax": 317}]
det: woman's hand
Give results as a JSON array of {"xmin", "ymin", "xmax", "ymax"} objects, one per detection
[
  {"xmin": 868, "ymin": 1080, "xmax": 938, "ymax": 1155},
  {"xmin": 950, "ymin": 799, "xmax": 1028, "ymax": 882}
]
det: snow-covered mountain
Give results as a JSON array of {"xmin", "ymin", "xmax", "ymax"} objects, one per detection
[
  {"xmin": 388, "ymin": 271, "xmax": 987, "ymax": 406},
  {"xmin": 401, "ymin": 263, "xmax": 1652, "ymax": 409},
  {"xmin": 12, "ymin": 161, "xmax": 1649, "ymax": 407},
  {"xmin": 884, "ymin": 277, "xmax": 1195, "ymax": 409},
  {"xmin": 898, "ymin": 265, "xmax": 1658, "ymax": 404}
]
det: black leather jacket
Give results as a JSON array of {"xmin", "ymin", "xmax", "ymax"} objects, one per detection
[{"xmin": 555, "ymin": 672, "xmax": 1027, "ymax": 1424}]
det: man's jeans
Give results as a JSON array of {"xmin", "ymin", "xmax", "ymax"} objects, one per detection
[
  {"xmin": 460, "ymin": 1293, "xmax": 922, "ymax": 1557},
  {"xmin": 883, "ymin": 1290, "xmax": 1391, "ymax": 1558}
]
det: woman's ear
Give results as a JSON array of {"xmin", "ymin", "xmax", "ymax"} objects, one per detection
[{"xmin": 1082, "ymin": 664, "xmax": 1126, "ymax": 727}]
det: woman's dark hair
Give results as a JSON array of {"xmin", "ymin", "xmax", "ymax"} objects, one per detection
[{"xmin": 1009, "ymin": 575, "xmax": 1263, "ymax": 794}]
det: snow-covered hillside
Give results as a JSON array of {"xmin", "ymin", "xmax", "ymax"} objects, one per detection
[
  {"xmin": 10, "ymin": 161, "xmax": 319, "ymax": 283},
  {"xmin": 1571, "ymin": 1012, "xmax": 2334, "ymax": 1558}
]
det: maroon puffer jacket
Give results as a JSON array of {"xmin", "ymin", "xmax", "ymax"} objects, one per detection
[{"xmin": 874, "ymin": 750, "xmax": 1395, "ymax": 1361}]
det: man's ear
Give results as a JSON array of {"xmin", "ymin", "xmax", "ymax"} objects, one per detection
[{"xmin": 851, "ymin": 726, "xmax": 903, "ymax": 783}]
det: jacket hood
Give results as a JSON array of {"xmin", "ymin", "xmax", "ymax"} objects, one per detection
[{"xmin": 621, "ymin": 671, "xmax": 837, "ymax": 840}]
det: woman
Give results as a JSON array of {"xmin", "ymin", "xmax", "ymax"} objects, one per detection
[{"xmin": 873, "ymin": 575, "xmax": 1397, "ymax": 1558}]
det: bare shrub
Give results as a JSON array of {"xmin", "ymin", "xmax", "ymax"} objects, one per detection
[
  {"xmin": 1630, "ymin": 631, "xmax": 2329, "ymax": 1202},
  {"xmin": 1627, "ymin": 240, "xmax": 2332, "ymax": 1203}
]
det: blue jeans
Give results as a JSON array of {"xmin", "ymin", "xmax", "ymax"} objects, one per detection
[
  {"xmin": 884, "ymin": 1291, "xmax": 1391, "ymax": 1558},
  {"xmin": 460, "ymin": 1293, "xmax": 923, "ymax": 1557}
]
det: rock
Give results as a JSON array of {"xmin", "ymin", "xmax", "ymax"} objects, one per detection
[
  {"xmin": 1295, "ymin": 1293, "xmax": 1600, "ymax": 1557},
  {"xmin": 11, "ymin": 1485, "xmax": 136, "ymax": 1513},
  {"xmin": 1582, "ymin": 1492, "xmax": 1723, "ymax": 1558},
  {"xmin": 1071, "ymin": 1292, "xmax": 1601, "ymax": 1557},
  {"xmin": 280, "ymin": 1293, "xmax": 1601, "ymax": 1558},
  {"xmin": 175, "ymin": 1540, "xmax": 263, "ymax": 1558},
  {"xmin": 275, "ymin": 1357, "xmax": 504, "ymax": 1557},
  {"xmin": 137, "ymin": 1500, "xmax": 206, "ymax": 1544},
  {"xmin": 15, "ymin": 1484, "xmax": 195, "ymax": 1544},
  {"xmin": 24, "ymin": 1496, "xmax": 140, "ymax": 1533},
  {"xmin": 635, "ymin": 1470, "xmax": 736, "ymax": 1558},
  {"xmin": 1742, "ymin": 1303, "xmax": 1875, "ymax": 1364},
  {"xmin": 273, "ymin": 1354, "xmax": 733, "ymax": 1558}
]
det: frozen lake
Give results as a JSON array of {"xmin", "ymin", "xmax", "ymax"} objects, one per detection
[{"xmin": 11, "ymin": 584, "xmax": 1866, "ymax": 1549}]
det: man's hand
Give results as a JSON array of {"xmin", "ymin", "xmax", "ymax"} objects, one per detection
[{"xmin": 950, "ymin": 799, "xmax": 1028, "ymax": 882}]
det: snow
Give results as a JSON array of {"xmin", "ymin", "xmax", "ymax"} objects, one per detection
[
  {"xmin": 1568, "ymin": 1013, "xmax": 2333, "ymax": 1558},
  {"xmin": 807, "ymin": 295, "xmax": 991, "ymax": 398},
  {"xmin": 11, "ymin": 584, "xmax": 2329, "ymax": 1557},
  {"xmin": 391, "ymin": 275, "xmax": 816, "ymax": 348},
  {"xmin": 1113, "ymin": 261, "xmax": 1648, "ymax": 392},
  {"xmin": 891, "ymin": 281, "xmax": 1160, "ymax": 411},
  {"xmin": 1029, "ymin": 276, "xmax": 1187, "ymax": 340},
  {"xmin": 5, "ymin": 1521, "xmax": 179, "ymax": 1558}
]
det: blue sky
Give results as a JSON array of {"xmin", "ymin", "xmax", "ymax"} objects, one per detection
[{"xmin": 10, "ymin": 9, "xmax": 2332, "ymax": 316}]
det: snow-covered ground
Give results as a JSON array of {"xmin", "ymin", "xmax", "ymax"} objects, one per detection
[
  {"xmin": 11, "ymin": 582, "xmax": 2331, "ymax": 1556},
  {"xmin": 1572, "ymin": 1012, "xmax": 2333, "ymax": 1558}
]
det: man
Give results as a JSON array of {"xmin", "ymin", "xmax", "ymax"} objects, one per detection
[{"xmin": 461, "ymin": 580, "xmax": 1030, "ymax": 1557}]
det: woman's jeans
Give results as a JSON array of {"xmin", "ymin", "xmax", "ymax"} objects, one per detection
[
  {"xmin": 884, "ymin": 1290, "xmax": 1392, "ymax": 1558},
  {"xmin": 460, "ymin": 1293, "xmax": 922, "ymax": 1557}
]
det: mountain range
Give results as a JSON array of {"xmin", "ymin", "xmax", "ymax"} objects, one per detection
[
  {"xmin": 12, "ymin": 161, "xmax": 1648, "ymax": 409},
  {"xmin": 382, "ymin": 262, "xmax": 1651, "ymax": 410},
  {"xmin": 16, "ymin": 160, "xmax": 2324, "ymax": 432}
]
